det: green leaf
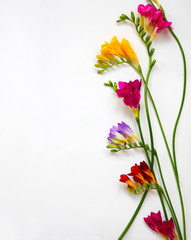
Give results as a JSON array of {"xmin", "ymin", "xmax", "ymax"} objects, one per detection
[
  {"xmin": 107, "ymin": 144, "xmax": 118, "ymax": 148},
  {"xmin": 116, "ymin": 146, "xmax": 122, "ymax": 150},
  {"xmin": 113, "ymin": 82, "xmax": 118, "ymax": 92},
  {"xmin": 104, "ymin": 83, "xmax": 111, "ymax": 86},
  {"xmin": 120, "ymin": 14, "xmax": 130, "ymax": 21},
  {"xmin": 151, "ymin": 59, "xmax": 156, "ymax": 68},
  {"xmin": 97, "ymin": 70, "xmax": 105, "ymax": 74},
  {"xmin": 141, "ymin": 32, "xmax": 146, "ymax": 38},
  {"xmin": 138, "ymin": 26, "xmax": 144, "ymax": 33},
  {"xmin": 116, "ymin": 19, "xmax": 123, "ymax": 23},
  {"xmin": 110, "ymin": 149, "xmax": 119, "ymax": 152},
  {"xmin": 149, "ymin": 48, "xmax": 155, "ymax": 56},
  {"xmin": 145, "ymin": 144, "xmax": 150, "ymax": 150},
  {"xmin": 145, "ymin": 35, "xmax": 151, "ymax": 43},
  {"xmin": 127, "ymin": 143, "xmax": 132, "ymax": 148},
  {"xmin": 147, "ymin": 41, "xmax": 152, "ymax": 48},
  {"xmin": 135, "ymin": 17, "xmax": 140, "ymax": 26},
  {"xmin": 131, "ymin": 12, "xmax": 135, "ymax": 22},
  {"xmin": 109, "ymin": 80, "xmax": 113, "ymax": 86}
]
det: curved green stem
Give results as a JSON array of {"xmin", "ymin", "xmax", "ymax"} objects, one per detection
[
  {"xmin": 155, "ymin": 152, "xmax": 183, "ymax": 240},
  {"xmin": 139, "ymin": 71, "xmax": 175, "ymax": 170},
  {"xmin": 147, "ymin": 2, "xmax": 187, "ymax": 238},
  {"xmin": 118, "ymin": 192, "xmax": 148, "ymax": 240},
  {"xmin": 136, "ymin": 115, "xmax": 168, "ymax": 221},
  {"xmin": 141, "ymin": 50, "xmax": 155, "ymax": 169}
]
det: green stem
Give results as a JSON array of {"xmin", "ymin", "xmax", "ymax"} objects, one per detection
[
  {"xmin": 118, "ymin": 192, "xmax": 148, "ymax": 240},
  {"xmin": 142, "ymin": 51, "xmax": 155, "ymax": 169},
  {"xmin": 139, "ymin": 71, "xmax": 175, "ymax": 170},
  {"xmin": 136, "ymin": 115, "xmax": 168, "ymax": 221},
  {"xmin": 118, "ymin": 115, "xmax": 168, "ymax": 240},
  {"xmin": 147, "ymin": 2, "xmax": 187, "ymax": 238},
  {"xmin": 155, "ymin": 152, "xmax": 183, "ymax": 240}
]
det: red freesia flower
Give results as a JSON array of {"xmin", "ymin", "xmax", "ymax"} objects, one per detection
[
  {"xmin": 144, "ymin": 211, "xmax": 177, "ymax": 240},
  {"xmin": 139, "ymin": 161, "xmax": 156, "ymax": 183},
  {"xmin": 117, "ymin": 80, "xmax": 142, "ymax": 117},
  {"xmin": 128, "ymin": 163, "xmax": 148, "ymax": 185},
  {"xmin": 120, "ymin": 161, "xmax": 159, "ymax": 194},
  {"xmin": 128, "ymin": 161, "xmax": 157, "ymax": 186},
  {"xmin": 119, "ymin": 174, "xmax": 137, "ymax": 192},
  {"xmin": 119, "ymin": 174, "xmax": 129, "ymax": 183}
]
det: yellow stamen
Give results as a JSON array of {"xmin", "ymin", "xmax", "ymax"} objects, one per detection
[{"xmin": 132, "ymin": 134, "xmax": 139, "ymax": 143}]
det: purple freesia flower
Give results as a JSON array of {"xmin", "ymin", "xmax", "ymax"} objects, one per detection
[
  {"xmin": 107, "ymin": 122, "xmax": 139, "ymax": 146},
  {"xmin": 144, "ymin": 211, "xmax": 178, "ymax": 240}
]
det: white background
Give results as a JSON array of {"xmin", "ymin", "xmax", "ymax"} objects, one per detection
[{"xmin": 0, "ymin": 0, "xmax": 190, "ymax": 239}]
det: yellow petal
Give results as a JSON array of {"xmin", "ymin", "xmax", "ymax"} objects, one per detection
[
  {"xmin": 131, "ymin": 108, "xmax": 139, "ymax": 118},
  {"xmin": 109, "ymin": 36, "xmax": 126, "ymax": 58},
  {"xmin": 126, "ymin": 180, "xmax": 137, "ymax": 190},
  {"xmin": 120, "ymin": 39, "xmax": 139, "ymax": 65},
  {"xmin": 101, "ymin": 45, "xmax": 116, "ymax": 59},
  {"xmin": 96, "ymin": 55, "xmax": 109, "ymax": 61},
  {"xmin": 153, "ymin": 0, "xmax": 159, "ymax": 6}
]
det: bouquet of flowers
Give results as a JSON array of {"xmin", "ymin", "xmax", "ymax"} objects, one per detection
[{"xmin": 95, "ymin": 1, "xmax": 187, "ymax": 239}]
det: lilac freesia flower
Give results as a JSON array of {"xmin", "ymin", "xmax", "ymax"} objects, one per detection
[
  {"xmin": 107, "ymin": 122, "xmax": 139, "ymax": 146},
  {"xmin": 144, "ymin": 211, "xmax": 178, "ymax": 240}
]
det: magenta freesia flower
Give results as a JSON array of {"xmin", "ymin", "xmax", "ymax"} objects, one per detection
[
  {"xmin": 138, "ymin": 4, "xmax": 156, "ymax": 18},
  {"xmin": 138, "ymin": 4, "xmax": 172, "ymax": 40},
  {"xmin": 117, "ymin": 80, "xmax": 141, "ymax": 117},
  {"xmin": 107, "ymin": 121, "xmax": 139, "ymax": 146},
  {"xmin": 144, "ymin": 211, "xmax": 178, "ymax": 240}
]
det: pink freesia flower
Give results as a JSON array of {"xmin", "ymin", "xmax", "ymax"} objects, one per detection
[
  {"xmin": 138, "ymin": 4, "xmax": 172, "ymax": 40},
  {"xmin": 144, "ymin": 211, "xmax": 178, "ymax": 240},
  {"xmin": 117, "ymin": 80, "xmax": 141, "ymax": 117},
  {"xmin": 138, "ymin": 4, "xmax": 156, "ymax": 18},
  {"xmin": 154, "ymin": 16, "xmax": 172, "ymax": 34}
]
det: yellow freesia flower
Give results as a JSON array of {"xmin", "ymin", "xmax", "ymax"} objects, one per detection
[{"xmin": 97, "ymin": 36, "xmax": 139, "ymax": 66}]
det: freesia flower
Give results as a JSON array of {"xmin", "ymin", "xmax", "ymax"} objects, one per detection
[
  {"xmin": 139, "ymin": 161, "xmax": 157, "ymax": 184},
  {"xmin": 117, "ymin": 80, "xmax": 142, "ymax": 117},
  {"xmin": 107, "ymin": 122, "xmax": 139, "ymax": 147},
  {"xmin": 138, "ymin": 4, "xmax": 172, "ymax": 41},
  {"xmin": 128, "ymin": 163, "xmax": 149, "ymax": 185},
  {"xmin": 128, "ymin": 161, "xmax": 157, "ymax": 186},
  {"xmin": 144, "ymin": 211, "xmax": 178, "ymax": 240},
  {"xmin": 119, "ymin": 174, "xmax": 137, "ymax": 193},
  {"xmin": 95, "ymin": 36, "xmax": 139, "ymax": 73},
  {"xmin": 120, "ymin": 161, "xmax": 159, "ymax": 194}
]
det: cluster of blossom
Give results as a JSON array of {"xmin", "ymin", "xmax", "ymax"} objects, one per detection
[
  {"xmin": 119, "ymin": 161, "xmax": 158, "ymax": 194},
  {"xmin": 95, "ymin": 3, "xmax": 180, "ymax": 240}
]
